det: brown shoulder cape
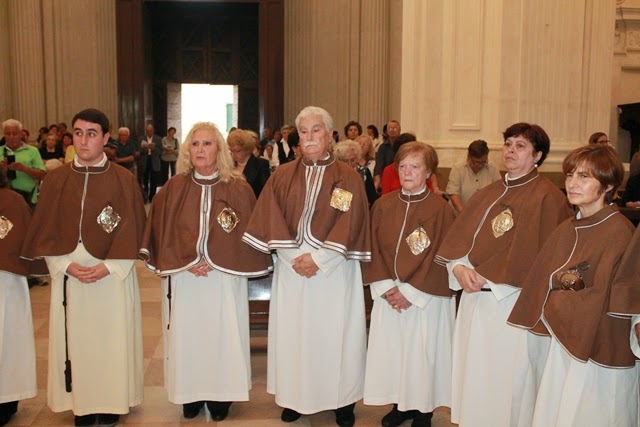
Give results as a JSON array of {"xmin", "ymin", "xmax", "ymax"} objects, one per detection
[
  {"xmin": 139, "ymin": 173, "xmax": 272, "ymax": 276},
  {"xmin": 0, "ymin": 188, "xmax": 47, "ymax": 276},
  {"xmin": 243, "ymin": 156, "xmax": 371, "ymax": 260},
  {"xmin": 508, "ymin": 206, "xmax": 636, "ymax": 367},
  {"xmin": 21, "ymin": 162, "xmax": 146, "ymax": 260},
  {"xmin": 609, "ymin": 226, "xmax": 640, "ymax": 318},
  {"xmin": 363, "ymin": 189, "xmax": 455, "ymax": 297},
  {"xmin": 436, "ymin": 168, "xmax": 572, "ymax": 286}
]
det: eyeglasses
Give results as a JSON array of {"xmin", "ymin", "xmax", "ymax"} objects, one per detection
[{"xmin": 469, "ymin": 158, "xmax": 488, "ymax": 167}]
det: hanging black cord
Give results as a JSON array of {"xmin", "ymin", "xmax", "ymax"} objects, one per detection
[{"xmin": 63, "ymin": 275, "xmax": 72, "ymax": 392}]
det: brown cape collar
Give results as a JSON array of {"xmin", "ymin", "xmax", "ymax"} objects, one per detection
[
  {"xmin": 503, "ymin": 167, "xmax": 539, "ymax": 187},
  {"xmin": 301, "ymin": 154, "xmax": 335, "ymax": 167},
  {"xmin": 571, "ymin": 204, "xmax": 619, "ymax": 228},
  {"xmin": 398, "ymin": 187, "xmax": 430, "ymax": 203},
  {"xmin": 71, "ymin": 162, "xmax": 110, "ymax": 174}
]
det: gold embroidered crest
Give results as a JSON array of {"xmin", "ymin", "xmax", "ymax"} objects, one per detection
[
  {"xmin": 0, "ymin": 216, "xmax": 13, "ymax": 239},
  {"xmin": 330, "ymin": 188, "xmax": 353, "ymax": 212},
  {"xmin": 491, "ymin": 206, "xmax": 514, "ymax": 238},
  {"xmin": 97, "ymin": 204, "xmax": 121, "ymax": 234},
  {"xmin": 406, "ymin": 226, "xmax": 430, "ymax": 255},
  {"xmin": 217, "ymin": 207, "xmax": 239, "ymax": 233}
]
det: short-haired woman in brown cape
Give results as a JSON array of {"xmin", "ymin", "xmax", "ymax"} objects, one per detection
[
  {"xmin": 362, "ymin": 142, "xmax": 456, "ymax": 427},
  {"xmin": 436, "ymin": 123, "xmax": 572, "ymax": 426},
  {"xmin": 508, "ymin": 144, "xmax": 639, "ymax": 426}
]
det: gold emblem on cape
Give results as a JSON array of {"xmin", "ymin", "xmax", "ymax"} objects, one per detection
[
  {"xmin": 406, "ymin": 226, "xmax": 430, "ymax": 255},
  {"xmin": 217, "ymin": 207, "xmax": 239, "ymax": 233},
  {"xmin": 97, "ymin": 204, "xmax": 121, "ymax": 234},
  {"xmin": 491, "ymin": 207, "xmax": 514, "ymax": 238},
  {"xmin": 0, "ymin": 216, "xmax": 13, "ymax": 239},
  {"xmin": 330, "ymin": 188, "xmax": 353, "ymax": 212}
]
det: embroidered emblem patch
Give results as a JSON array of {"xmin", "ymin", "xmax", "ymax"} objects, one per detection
[
  {"xmin": 406, "ymin": 226, "xmax": 430, "ymax": 255},
  {"xmin": 217, "ymin": 207, "xmax": 239, "ymax": 233},
  {"xmin": 0, "ymin": 216, "xmax": 13, "ymax": 239},
  {"xmin": 555, "ymin": 261, "xmax": 589, "ymax": 291},
  {"xmin": 491, "ymin": 206, "xmax": 514, "ymax": 238},
  {"xmin": 97, "ymin": 204, "xmax": 121, "ymax": 234},
  {"xmin": 330, "ymin": 188, "xmax": 353, "ymax": 212}
]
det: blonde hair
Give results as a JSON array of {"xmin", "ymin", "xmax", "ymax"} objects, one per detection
[
  {"xmin": 227, "ymin": 129, "xmax": 257, "ymax": 153},
  {"xmin": 356, "ymin": 135, "xmax": 375, "ymax": 160},
  {"xmin": 176, "ymin": 122, "xmax": 243, "ymax": 182}
]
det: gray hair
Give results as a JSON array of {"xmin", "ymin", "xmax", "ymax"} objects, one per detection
[
  {"xmin": 295, "ymin": 106, "xmax": 333, "ymax": 133},
  {"xmin": 333, "ymin": 140, "xmax": 362, "ymax": 162},
  {"xmin": 2, "ymin": 119, "xmax": 23, "ymax": 133},
  {"xmin": 118, "ymin": 127, "xmax": 130, "ymax": 135}
]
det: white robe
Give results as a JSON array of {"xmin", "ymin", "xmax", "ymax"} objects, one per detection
[
  {"xmin": 532, "ymin": 337, "xmax": 639, "ymax": 427},
  {"xmin": 364, "ymin": 278, "xmax": 454, "ymax": 413},
  {"xmin": 161, "ymin": 270, "xmax": 251, "ymax": 403},
  {"xmin": 0, "ymin": 272, "xmax": 37, "ymax": 403},
  {"xmin": 447, "ymin": 257, "xmax": 550, "ymax": 427},
  {"xmin": 267, "ymin": 244, "xmax": 366, "ymax": 414},
  {"xmin": 45, "ymin": 243, "xmax": 143, "ymax": 415}
]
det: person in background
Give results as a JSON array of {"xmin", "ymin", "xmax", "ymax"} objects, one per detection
[
  {"xmin": 22, "ymin": 108, "xmax": 146, "ymax": 427},
  {"xmin": 161, "ymin": 127, "xmax": 179, "ymax": 183},
  {"xmin": 113, "ymin": 127, "xmax": 138, "ymax": 176},
  {"xmin": 356, "ymin": 134, "xmax": 376, "ymax": 178},
  {"xmin": 334, "ymin": 140, "xmax": 378, "ymax": 207},
  {"xmin": 588, "ymin": 132, "xmax": 609, "ymax": 145},
  {"xmin": 140, "ymin": 121, "xmax": 271, "ymax": 422},
  {"xmin": 0, "ymin": 119, "xmax": 46, "ymax": 207},
  {"xmin": 509, "ymin": 144, "xmax": 638, "ymax": 426},
  {"xmin": 446, "ymin": 140, "xmax": 502, "ymax": 214},
  {"xmin": 140, "ymin": 124, "xmax": 162, "ymax": 202},
  {"xmin": 228, "ymin": 129, "xmax": 271, "ymax": 198},
  {"xmin": 39, "ymin": 133, "xmax": 65, "ymax": 162},
  {"xmin": 343, "ymin": 121, "xmax": 362, "ymax": 141},
  {"xmin": 367, "ymin": 124, "xmax": 382, "ymax": 152}
]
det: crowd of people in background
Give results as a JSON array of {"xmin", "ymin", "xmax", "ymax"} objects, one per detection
[{"xmin": 2, "ymin": 108, "xmax": 640, "ymax": 427}]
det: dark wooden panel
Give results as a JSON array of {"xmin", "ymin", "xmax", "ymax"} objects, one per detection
[
  {"xmin": 116, "ymin": 0, "xmax": 145, "ymax": 139},
  {"xmin": 121, "ymin": 1, "xmax": 281, "ymax": 135},
  {"xmin": 258, "ymin": 0, "xmax": 284, "ymax": 134}
]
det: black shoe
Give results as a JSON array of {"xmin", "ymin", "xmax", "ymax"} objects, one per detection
[
  {"xmin": 97, "ymin": 413, "xmax": 120, "ymax": 427},
  {"xmin": 206, "ymin": 401, "xmax": 232, "ymax": 421},
  {"xmin": 0, "ymin": 402, "xmax": 17, "ymax": 427},
  {"xmin": 74, "ymin": 414, "xmax": 97, "ymax": 427},
  {"xmin": 182, "ymin": 401, "xmax": 204, "ymax": 419},
  {"xmin": 381, "ymin": 404, "xmax": 417, "ymax": 427},
  {"xmin": 411, "ymin": 412, "xmax": 432, "ymax": 427},
  {"xmin": 281, "ymin": 408, "xmax": 301, "ymax": 423},
  {"xmin": 334, "ymin": 403, "xmax": 356, "ymax": 427}
]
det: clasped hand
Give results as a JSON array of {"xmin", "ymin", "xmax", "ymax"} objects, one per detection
[
  {"xmin": 384, "ymin": 286, "xmax": 411, "ymax": 313},
  {"xmin": 66, "ymin": 262, "xmax": 110, "ymax": 284},
  {"xmin": 188, "ymin": 259, "xmax": 212, "ymax": 277},
  {"xmin": 291, "ymin": 253, "xmax": 319, "ymax": 278},
  {"xmin": 453, "ymin": 264, "xmax": 487, "ymax": 293}
]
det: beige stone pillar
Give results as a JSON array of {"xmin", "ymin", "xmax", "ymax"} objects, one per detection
[
  {"xmin": 6, "ymin": 0, "xmax": 46, "ymax": 133},
  {"xmin": 284, "ymin": 0, "xmax": 390, "ymax": 132},
  {"xmin": 358, "ymin": 0, "xmax": 389, "ymax": 130},
  {"xmin": 400, "ymin": 0, "xmax": 616, "ymax": 170},
  {"xmin": 41, "ymin": 0, "xmax": 118, "ymax": 127},
  {"xmin": 0, "ymin": 1, "xmax": 12, "ymax": 121}
]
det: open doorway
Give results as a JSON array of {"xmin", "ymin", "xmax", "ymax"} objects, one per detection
[{"xmin": 166, "ymin": 83, "xmax": 238, "ymax": 143}]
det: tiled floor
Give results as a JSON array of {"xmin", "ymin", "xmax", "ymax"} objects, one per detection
[{"xmin": 9, "ymin": 262, "xmax": 455, "ymax": 426}]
